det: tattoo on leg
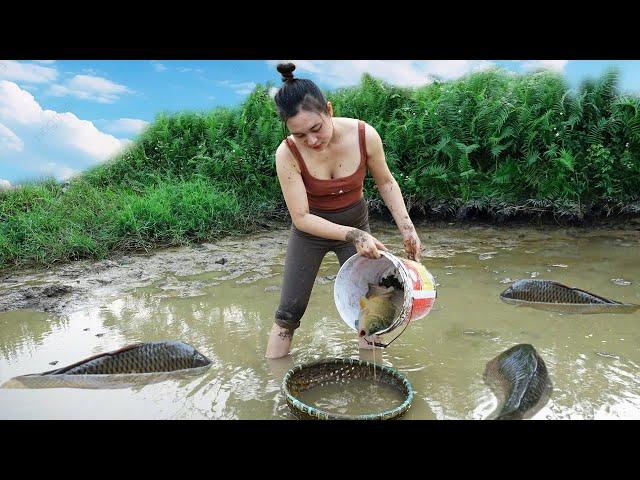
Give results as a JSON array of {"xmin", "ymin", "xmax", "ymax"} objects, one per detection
[{"xmin": 278, "ymin": 329, "xmax": 293, "ymax": 341}]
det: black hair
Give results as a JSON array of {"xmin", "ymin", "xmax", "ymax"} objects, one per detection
[{"xmin": 273, "ymin": 62, "xmax": 329, "ymax": 123}]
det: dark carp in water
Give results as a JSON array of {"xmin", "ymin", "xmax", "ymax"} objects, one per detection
[
  {"xmin": 483, "ymin": 344, "xmax": 553, "ymax": 420},
  {"xmin": 2, "ymin": 341, "xmax": 212, "ymax": 389},
  {"xmin": 500, "ymin": 279, "xmax": 640, "ymax": 314}
]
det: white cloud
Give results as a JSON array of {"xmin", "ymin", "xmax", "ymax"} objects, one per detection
[
  {"xmin": 151, "ymin": 61, "xmax": 168, "ymax": 72},
  {"xmin": 521, "ymin": 60, "xmax": 569, "ymax": 73},
  {"xmin": 48, "ymin": 112, "xmax": 126, "ymax": 158},
  {"xmin": 47, "ymin": 74, "xmax": 132, "ymax": 103},
  {"xmin": 0, "ymin": 80, "xmax": 43, "ymax": 123},
  {"xmin": 0, "ymin": 122, "xmax": 24, "ymax": 152},
  {"xmin": 42, "ymin": 163, "xmax": 79, "ymax": 181},
  {"xmin": 177, "ymin": 67, "xmax": 204, "ymax": 73},
  {"xmin": 0, "ymin": 178, "xmax": 12, "ymax": 190},
  {"xmin": 99, "ymin": 118, "xmax": 149, "ymax": 135},
  {"xmin": 421, "ymin": 60, "xmax": 495, "ymax": 80},
  {"xmin": 218, "ymin": 80, "xmax": 257, "ymax": 95},
  {"xmin": 268, "ymin": 87, "xmax": 278, "ymax": 99},
  {"xmin": 0, "ymin": 80, "xmax": 126, "ymax": 161},
  {"xmin": 0, "ymin": 60, "xmax": 58, "ymax": 83},
  {"xmin": 33, "ymin": 60, "xmax": 56, "ymax": 65},
  {"xmin": 267, "ymin": 60, "xmax": 495, "ymax": 88},
  {"xmin": 81, "ymin": 68, "xmax": 108, "ymax": 77}
]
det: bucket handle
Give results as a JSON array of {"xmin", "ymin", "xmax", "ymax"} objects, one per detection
[{"xmin": 361, "ymin": 315, "xmax": 412, "ymax": 349}]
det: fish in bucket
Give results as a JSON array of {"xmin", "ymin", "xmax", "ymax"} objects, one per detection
[{"xmin": 334, "ymin": 251, "xmax": 436, "ymax": 347}]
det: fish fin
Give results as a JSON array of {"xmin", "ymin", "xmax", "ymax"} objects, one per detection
[
  {"xmin": 39, "ymin": 343, "xmax": 145, "ymax": 375},
  {"xmin": 569, "ymin": 287, "xmax": 618, "ymax": 304},
  {"xmin": 546, "ymin": 280, "xmax": 616, "ymax": 304}
]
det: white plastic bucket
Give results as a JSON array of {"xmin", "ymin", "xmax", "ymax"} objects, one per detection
[{"xmin": 334, "ymin": 251, "xmax": 436, "ymax": 336}]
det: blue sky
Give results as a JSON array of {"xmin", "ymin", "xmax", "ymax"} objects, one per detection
[{"xmin": 1, "ymin": 60, "xmax": 640, "ymax": 187}]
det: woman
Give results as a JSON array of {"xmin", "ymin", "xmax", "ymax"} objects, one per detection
[{"xmin": 265, "ymin": 62, "xmax": 423, "ymax": 359}]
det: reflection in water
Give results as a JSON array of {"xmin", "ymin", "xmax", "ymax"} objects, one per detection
[
  {"xmin": 1, "ymin": 224, "xmax": 639, "ymax": 419},
  {"xmin": 266, "ymin": 356, "xmax": 294, "ymax": 384},
  {"xmin": 2, "ymin": 366, "xmax": 211, "ymax": 390},
  {"xmin": 0, "ymin": 310, "xmax": 68, "ymax": 362}
]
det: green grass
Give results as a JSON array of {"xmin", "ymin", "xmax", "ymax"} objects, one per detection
[
  {"xmin": 2, "ymin": 67, "xmax": 639, "ymax": 271},
  {"xmin": 0, "ymin": 176, "xmax": 246, "ymax": 269}
]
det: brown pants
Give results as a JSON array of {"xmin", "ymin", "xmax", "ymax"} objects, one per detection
[{"xmin": 274, "ymin": 197, "xmax": 370, "ymax": 331}]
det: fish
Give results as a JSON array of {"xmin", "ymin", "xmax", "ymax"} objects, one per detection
[
  {"xmin": 499, "ymin": 279, "xmax": 640, "ymax": 314},
  {"xmin": 357, "ymin": 284, "xmax": 404, "ymax": 337},
  {"xmin": 2, "ymin": 340, "xmax": 212, "ymax": 390},
  {"xmin": 483, "ymin": 344, "xmax": 553, "ymax": 420}
]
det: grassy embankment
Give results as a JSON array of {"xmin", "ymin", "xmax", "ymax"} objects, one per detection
[{"xmin": 1, "ymin": 68, "xmax": 639, "ymax": 271}]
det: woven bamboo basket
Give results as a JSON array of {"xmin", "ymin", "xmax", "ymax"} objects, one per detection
[{"xmin": 282, "ymin": 357, "xmax": 414, "ymax": 420}]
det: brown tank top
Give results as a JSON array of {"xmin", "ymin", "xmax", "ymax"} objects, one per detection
[{"xmin": 284, "ymin": 120, "xmax": 368, "ymax": 211}]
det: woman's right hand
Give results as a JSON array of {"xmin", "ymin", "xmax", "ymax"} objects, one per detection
[{"xmin": 346, "ymin": 229, "xmax": 388, "ymax": 259}]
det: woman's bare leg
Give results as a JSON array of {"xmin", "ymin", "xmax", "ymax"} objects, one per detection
[{"xmin": 266, "ymin": 324, "xmax": 295, "ymax": 359}]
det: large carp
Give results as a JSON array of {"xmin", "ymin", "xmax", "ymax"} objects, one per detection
[
  {"xmin": 483, "ymin": 344, "xmax": 553, "ymax": 420},
  {"xmin": 500, "ymin": 279, "xmax": 640, "ymax": 314},
  {"xmin": 357, "ymin": 284, "xmax": 404, "ymax": 337},
  {"xmin": 2, "ymin": 340, "xmax": 212, "ymax": 389}
]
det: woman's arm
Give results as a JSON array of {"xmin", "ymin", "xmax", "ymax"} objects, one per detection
[
  {"xmin": 364, "ymin": 123, "xmax": 423, "ymax": 261},
  {"xmin": 275, "ymin": 142, "xmax": 386, "ymax": 258}
]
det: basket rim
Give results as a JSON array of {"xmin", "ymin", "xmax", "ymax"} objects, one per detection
[{"xmin": 281, "ymin": 357, "xmax": 414, "ymax": 420}]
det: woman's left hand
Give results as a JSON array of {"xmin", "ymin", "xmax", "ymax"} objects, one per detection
[{"xmin": 402, "ymin": 230, "xmax": 422, "ymax": 262}]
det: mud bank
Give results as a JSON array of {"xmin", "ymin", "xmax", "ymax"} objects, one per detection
[
  {"xmin": 1, "ymin": 219, "xmax": 639, "ymax": 317},
  {"xmin": 0, "ymin": 228, "xmax": 289, "ymax": 316}
]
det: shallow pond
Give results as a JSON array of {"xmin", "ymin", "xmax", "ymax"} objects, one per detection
[{"xmin": 1, "ymin": 222, "xmax": 638, "ymax": 419}]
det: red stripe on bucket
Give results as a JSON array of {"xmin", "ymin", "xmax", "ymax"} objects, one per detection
[{"xmin": 404, "ymin": 260, "xmax": 436, "ymax": 322}]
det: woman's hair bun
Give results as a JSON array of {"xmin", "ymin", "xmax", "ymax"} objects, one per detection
[{"xmin": 277, "ymin": 62, "xmax": 296, "ymax": 82}]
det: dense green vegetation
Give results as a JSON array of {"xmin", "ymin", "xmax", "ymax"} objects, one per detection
[{"xmin": 1, "ymin": 67, "xmax": 639, "ymax": 270}]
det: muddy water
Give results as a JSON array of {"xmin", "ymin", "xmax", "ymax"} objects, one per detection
[
  {"xmin": 296, "ymin": 379, "xmax": 407, "ymax": 416},
  {"xmin": 0, "ymin": 222, "xmax": 639, "ymax": 419}
]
